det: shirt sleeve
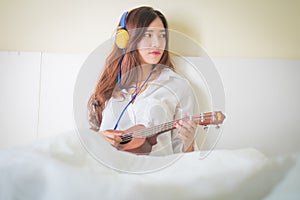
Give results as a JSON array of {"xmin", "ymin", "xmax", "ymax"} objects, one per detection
[{"xmin": 171, "ymin": 79, "xmax": 200, "ymax": 153}]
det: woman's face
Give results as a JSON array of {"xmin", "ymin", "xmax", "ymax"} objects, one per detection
[{"xmin": 137, "ymin": 17, "xmax": 166, "ymax": 65}]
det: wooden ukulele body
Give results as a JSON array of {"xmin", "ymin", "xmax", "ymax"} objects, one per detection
[{"xmin": 116, "ymin": 124, "xmax": 159, "ymax": 155}]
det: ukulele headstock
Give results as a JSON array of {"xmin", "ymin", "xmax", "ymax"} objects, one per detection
[{"xmin": 195, "ymin": 111, "xmax": 226, "ymax": 127}]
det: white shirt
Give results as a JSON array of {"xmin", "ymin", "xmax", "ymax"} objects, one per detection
[{"xmin": 99, "ymin": 68, "xmax": 199, "ymax": 156}]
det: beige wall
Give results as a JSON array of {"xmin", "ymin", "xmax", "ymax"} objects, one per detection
[{"xmin": 0, "ymin": 0, "xmax": 299, "ymax": 59}]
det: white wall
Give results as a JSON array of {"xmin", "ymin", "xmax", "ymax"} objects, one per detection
[{"xmin": 0, "ymin": 52, "xmax": 299, "ymax": 156}]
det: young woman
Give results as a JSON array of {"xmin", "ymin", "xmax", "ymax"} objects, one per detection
[{"xmin": 88, "ymin": 6, "xmax": 198, "ymax": 156}]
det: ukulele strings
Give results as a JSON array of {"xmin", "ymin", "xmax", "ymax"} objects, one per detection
[
  {"xmin": 119, "ymin": 116, "xmax": 195, "ymax": 143},
  {"xmin": 119, "ymin": 119, "xmax": 178, "ymax": 143}
]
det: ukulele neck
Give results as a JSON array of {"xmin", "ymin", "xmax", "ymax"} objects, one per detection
[
  {"xmin": 132, "ymin": 111, "xmax": 225, "ymax": 138},
  {"xmin": 134, "ymin": 121, "xmax": 176, "ymax": 138}
]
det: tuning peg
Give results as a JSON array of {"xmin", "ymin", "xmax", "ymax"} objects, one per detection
[
  {"xmin": 203, "ymin": 126, "xmax": 208, "ymax": 131},
  {"xmin": 199, "ymin": 113, "xmax": 205, "ymax": 123},
  {"xmin": 212, "ymin": 113, "xmax": 216, "ymax": 122},
  {"xmin": 215, "ymin": 125, "xmax": 220, "ymax": 129}
]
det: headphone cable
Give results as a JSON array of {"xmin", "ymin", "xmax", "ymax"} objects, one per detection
[{"xmin": 114, "ymin": 67, "xmax": 155, "ymax": 130}]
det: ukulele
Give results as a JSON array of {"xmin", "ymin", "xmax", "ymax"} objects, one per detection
[{"xmin": 105, "ymin": 111, "xmax": 225, "ymax": 155}]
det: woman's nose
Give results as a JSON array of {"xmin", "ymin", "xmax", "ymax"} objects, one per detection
[{"xmin": 151, "ymin": 35, "xmax": 160, "ymax": 48}]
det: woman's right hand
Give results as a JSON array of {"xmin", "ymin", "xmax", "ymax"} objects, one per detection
[{"xmin": 100, "ymin": 130, "xmax": 124, "ymax": 148}]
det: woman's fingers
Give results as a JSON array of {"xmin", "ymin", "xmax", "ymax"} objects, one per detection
[
  {"xmin": 100, "ymin": 130, "xmax": 123, "ymax": 143},
  {"xmin": 175, "ymin": 118, "xmax": 197, "ymax": 151},
  {"xmin": 101, "ymin": 130, "xmax": 122, "ymax": 138},
  {"xmin": 175, "ymin": 120, "xmax": 197, "ymax": 134}
]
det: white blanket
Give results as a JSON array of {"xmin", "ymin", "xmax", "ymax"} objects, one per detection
[{"xmin": 0, "ymin": 130, "xmax": 299, "ymax": 200}]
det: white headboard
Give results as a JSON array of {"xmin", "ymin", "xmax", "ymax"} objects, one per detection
[{"xmin": 1, "ymin": 51, "xmax": 299, "ymax": 156}]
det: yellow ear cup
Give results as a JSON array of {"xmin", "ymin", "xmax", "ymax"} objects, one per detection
[{"xmin": 115, "ymin": 29, "xmax": 130, "ymax": 49}]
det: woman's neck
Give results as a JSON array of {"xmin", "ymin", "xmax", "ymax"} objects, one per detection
[{"xmin": 138, "ymin": 64, "xmax": 156, "ymax": 81}]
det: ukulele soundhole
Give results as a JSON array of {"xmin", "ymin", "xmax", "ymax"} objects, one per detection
[{"xmin": 120, "ymin": 133, "xmax": 132, "ymax": 144}]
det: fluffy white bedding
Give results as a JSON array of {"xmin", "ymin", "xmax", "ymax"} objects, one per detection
[{"xmin": 0, "ymin": 130, "xmax": 299, "ymax": 200}]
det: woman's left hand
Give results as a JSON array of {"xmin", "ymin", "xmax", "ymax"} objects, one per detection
[{"xmin": 174, "ymin": 116, "xmax": 197, "ymax": 152}]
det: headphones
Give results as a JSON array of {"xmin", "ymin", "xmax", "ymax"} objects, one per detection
[
  {"xmin": 115, "ymin": 11, "xmax": 130, "ymax": 49},
  {"xmin": 115, "ymin": 11, "xmax": 134, "ymax": 90}
]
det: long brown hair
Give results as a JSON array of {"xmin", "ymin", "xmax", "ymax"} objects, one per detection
[{"xmin": 88, "ymin": 6, "xmax": 174, "ymax": 131}]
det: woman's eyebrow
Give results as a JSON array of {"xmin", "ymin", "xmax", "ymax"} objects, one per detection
[{"xmin": 145, "ymin": 29, "xmax": 166, "ymax": 32}]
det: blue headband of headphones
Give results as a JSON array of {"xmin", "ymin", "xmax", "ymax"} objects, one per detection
[
  {"xmin": 117, "ymin": 11, "xmax": 134, "ymax": 90},
  {"xmin": 119, "ymin": 11, "xmax": 128, "ymax": 30}
]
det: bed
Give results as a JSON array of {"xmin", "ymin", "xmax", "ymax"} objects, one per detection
[{"xmin": 0, "ymin": 129, "xmax": 299, "ymax": 200}]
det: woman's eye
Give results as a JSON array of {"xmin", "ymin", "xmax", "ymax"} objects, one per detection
[
  {"xmin": 144, "ymin": 33, "xmax": 151, "ymax": 37},
  {"xmin": 160, "ymin": 34, "xmax": 166, "ymax": 38},
  {"xmin": 143, "ymin": 32, "xmax": 166, "ymax": 38}
]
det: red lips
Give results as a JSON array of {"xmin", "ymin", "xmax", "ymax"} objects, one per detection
[{"xmin": 150, "ymin": 51, "xmax": 161, "ymax": 56}]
